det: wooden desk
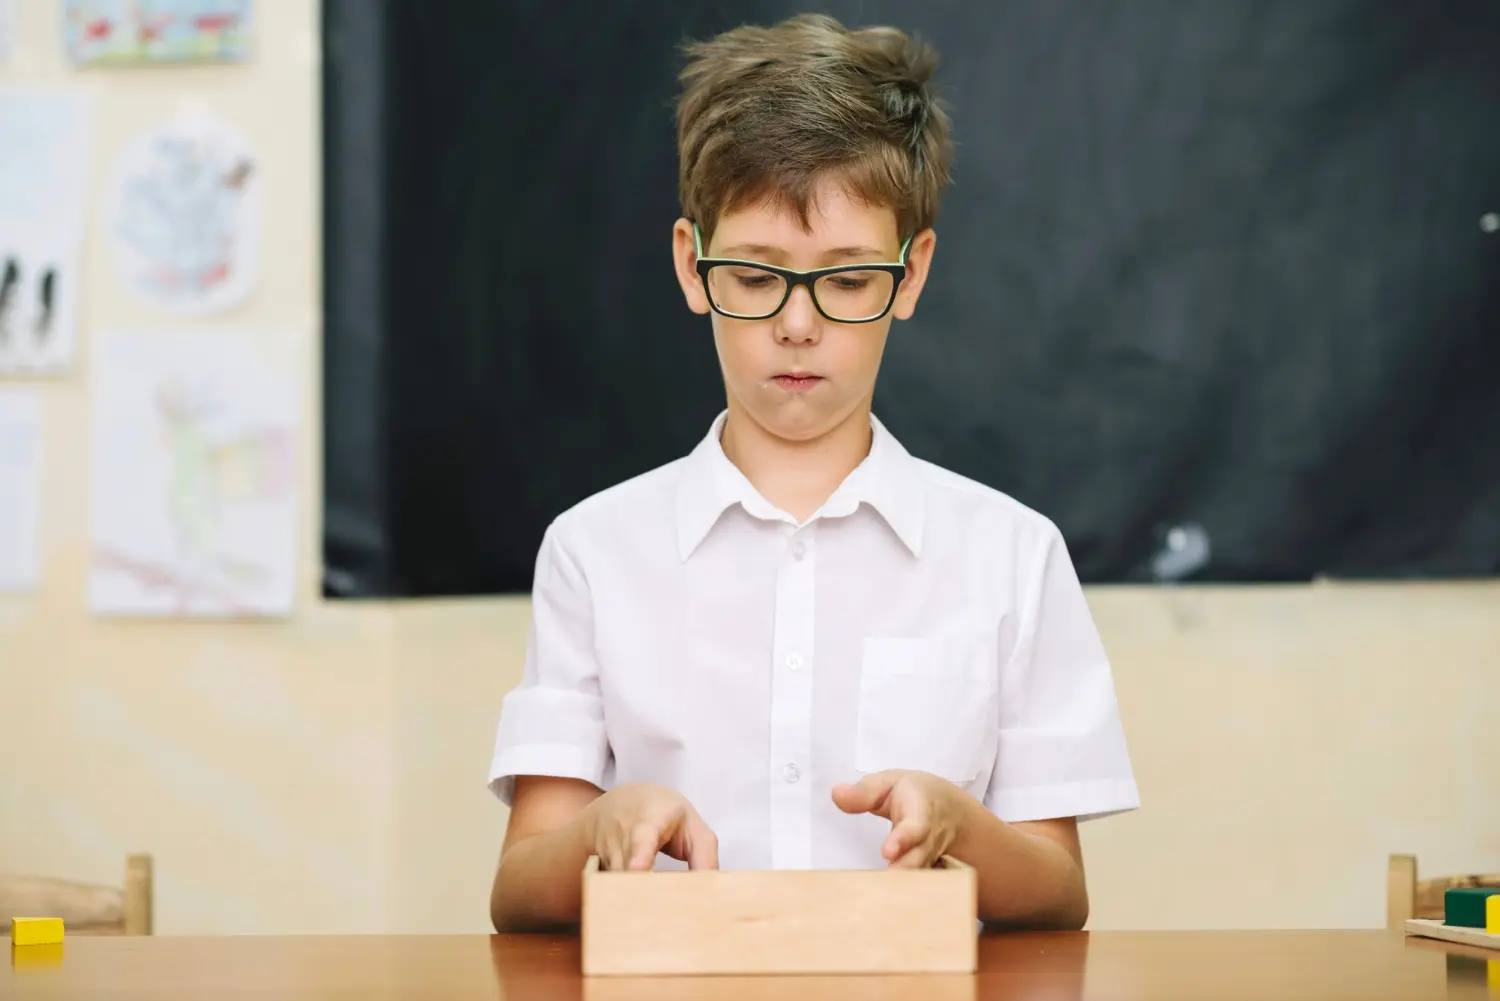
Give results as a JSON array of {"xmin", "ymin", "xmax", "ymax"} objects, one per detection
[{"xmin": 3, "ymin": 930, "xmax": 1495, "ymax": 1000}]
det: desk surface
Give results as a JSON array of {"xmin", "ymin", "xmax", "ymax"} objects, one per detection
[{"xmin": 4, "ymin": 930, "xmax": 1496, "ymax": 1000}]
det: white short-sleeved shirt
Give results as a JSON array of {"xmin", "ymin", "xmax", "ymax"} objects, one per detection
[{"xmin": 489, "ymin": 411, "xmax": 1139, "ymax": 871}]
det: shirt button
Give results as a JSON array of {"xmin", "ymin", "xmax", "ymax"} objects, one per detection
[
  {"xmin": 791, "ymin": 540, "xmax": 806, "ymax": 560},
  {"xmin": 785, "ymin": 652, "xmax": 803, "ymax": 670},
  {"xmin": 783, "ymin": 763, "xmax": 800, "ymax": 783}
]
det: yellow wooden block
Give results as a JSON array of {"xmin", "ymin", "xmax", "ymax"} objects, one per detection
[
  {"xmin": 9, "ymin": 942, "xmax": 63, "ymax": 969},
  {"xmin": 1489, "ymin": 894, "xmax": 1500, "ymax": 935},
  {"xmin": 10, "ymin": 917, "xmax": 64, "ymax": 947}
]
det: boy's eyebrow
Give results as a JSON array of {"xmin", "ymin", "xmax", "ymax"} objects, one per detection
[
  {"xmin": 715, "ymin": 244, "xmax": 891, "ymax": 261},
  {"xmin": 824, "ymin": 245, "xmax": 889, "ymax": 260},
  {"xmin": 716, "ymin": 244, "xmax": 784, "ymax": 259}
]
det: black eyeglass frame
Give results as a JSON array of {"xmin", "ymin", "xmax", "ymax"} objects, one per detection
[{"xmin": 691, "ymin": 222, "xmax": 913, "ymax": 324}]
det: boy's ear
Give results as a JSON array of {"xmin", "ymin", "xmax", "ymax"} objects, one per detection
[
  {"xmin": 891, "ymin": 228, "xmax": 937, "ymax": 322},
  {"xmin": 673, "ymin": 218, "xmax": 711, "ymax": 315}
]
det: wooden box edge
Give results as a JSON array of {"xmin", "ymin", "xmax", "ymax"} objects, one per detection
[{"xmin": 580, "ymin": 854, "xmax": 978, "ymax": 977}]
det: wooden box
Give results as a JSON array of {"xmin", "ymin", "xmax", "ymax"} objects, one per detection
[{"xmin": 580, "ymin": 855, "xmax": 978, "ymax": 977}]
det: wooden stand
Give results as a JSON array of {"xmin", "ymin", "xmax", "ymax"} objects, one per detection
[
  {"xmin": 580, "ymin": 855, "xmax": 978, "ymax": 976},
  {"xmin": 1403, "ymin": 918, "xmax": 1500, "ymax": 952}
]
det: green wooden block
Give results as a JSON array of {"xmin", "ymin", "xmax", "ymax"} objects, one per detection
[{"xmin": 1444, "ymin": 887, "xmax": 1500, "ymax": 928}]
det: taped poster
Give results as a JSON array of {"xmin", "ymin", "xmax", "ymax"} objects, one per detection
[{"xmin": 109, "ymin": 110, "xmax": 261, "ymax": 314}]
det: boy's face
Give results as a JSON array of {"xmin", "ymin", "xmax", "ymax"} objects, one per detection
[{"xmin": 672, "ymin": 178, "xmax": 936, "ymax": 445}]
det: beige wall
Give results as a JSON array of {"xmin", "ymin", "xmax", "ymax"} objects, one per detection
[{"xmin": 1, "ymin": 1, "xmax": 1495, "ymax": 936}]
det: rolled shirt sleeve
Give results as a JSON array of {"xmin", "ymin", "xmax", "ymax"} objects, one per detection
[
  {"xmin": 488, "ymin": 519, "xmax": 611, "ymax": 806},
  {"xmin": 983, "ymin": 522, "xmax": 1140, "ymax": 823}
]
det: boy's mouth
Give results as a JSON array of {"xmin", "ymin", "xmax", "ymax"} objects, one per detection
[{"xmin": 770, "ymin": 372, "xmax": 823, "ymax": 392}]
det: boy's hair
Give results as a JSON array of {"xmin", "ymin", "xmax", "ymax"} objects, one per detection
[{"xmin": 675, "ymin": 14, "xmax": 954, "ymax": 246}]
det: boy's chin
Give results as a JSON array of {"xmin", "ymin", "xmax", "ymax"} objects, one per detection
[{"xmin": 752, "ymin": 398, "xmax": 859, "ymax": 444}]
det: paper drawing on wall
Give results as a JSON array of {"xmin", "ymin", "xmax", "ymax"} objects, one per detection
[
  {"xmin": 63, "ymin": 0, "xmax": 251, "ymax": 65},
  {"xmin": 0, "ymin": 245, "xmax": 69, "ymax": 366},
  {"xmin": 0, "ymin": 0, "xmax": 13, "ymax": 65},
  {"xmin": 90, "ymin": 328, "xmax": 296, "ymax": 617},
  {"xmin": 109, "ymin": 110, "xmax": 261, "ymax": 314},
  {"xmin": 0, "ymin": 387, "xmax": 43, "ymax": 593},
  {"xmin": 0, "ymin": 88, "xmax": 92, "ymax": 373}
]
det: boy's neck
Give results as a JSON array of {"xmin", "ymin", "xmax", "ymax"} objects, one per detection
[{"xmin": 719, "ymin": 401, "xmax": 874, "ymax": 523}]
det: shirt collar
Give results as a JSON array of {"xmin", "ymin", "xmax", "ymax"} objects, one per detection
[{"xmin": 674, "ymin": 410, "xmax": 925, "ymax": 561}]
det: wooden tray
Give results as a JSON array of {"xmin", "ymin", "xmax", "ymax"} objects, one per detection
[
  {"xmin": 1404, "ymin": 918, "xmax": 1500, "ymax": 951},
  {"xmin": 580, "ymin": 854, "xmax": 978, "ymax": 976}
]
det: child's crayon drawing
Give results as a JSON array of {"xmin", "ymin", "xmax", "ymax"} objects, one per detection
[
  {"xmin": 109, "ymin": 110, "xmax": 262, "ymax": 315},
  {"xmin": 90, "ymin": 327, "xmax": 297, "ymax": 618},
  {"xmin": 64, "ymin": 0, "xmax": 251, "ymax": 66}
]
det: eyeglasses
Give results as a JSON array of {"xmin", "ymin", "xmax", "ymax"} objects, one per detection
[{"xmin": 692, "ymin": 223, "xmax": 912, "ymax": 323}]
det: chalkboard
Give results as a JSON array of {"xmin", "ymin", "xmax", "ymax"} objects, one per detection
[{"xmin": 322, "ymin": 0, "xmax": 1500, "ymax": 597}]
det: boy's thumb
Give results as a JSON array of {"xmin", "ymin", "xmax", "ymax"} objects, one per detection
[{"xmin": 831, "ymin": 773, "xmax": 893, "ymax": 815}]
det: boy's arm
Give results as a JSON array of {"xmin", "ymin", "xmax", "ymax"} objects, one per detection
[
  {"xmin": 971, "ymin": 518, "xmax": 1136, "ymax": 925},
  {"xmin": 952, "ymin": 804, "xmax": 1088, "ymax": 929},
  {"xmin": 486, "ymin": 521, "xmax": 722, "ymax": 933},
  {"xmin": 490, "ymin": 775, "xmax": 722, "ymax": 932},
  {"xmin": 833, "ymin": 771, "xmax": 1087, "ymax": 928},
  {"xmin": 487, "ymin": 520, "xmax": 610, "ymax": 932},
  {"xmin": 489, "ymin": 776, "xmax": 602, "ymax": 933}
]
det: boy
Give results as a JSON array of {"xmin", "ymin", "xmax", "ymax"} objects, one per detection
[{"xmin": 487, "ymin": 13, "xmax": 1138, "ymax": 933}]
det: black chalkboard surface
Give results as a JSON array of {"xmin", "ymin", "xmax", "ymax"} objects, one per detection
[{"xmin": 322, "ymin": 0, "xmax": 1500, "ymax": 598}]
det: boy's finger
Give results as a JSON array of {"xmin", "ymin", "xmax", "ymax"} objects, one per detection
[
  {"xmin": 627, "ymin": 821, "xmax": 662, "ymax": 870},
  {"xmin": 685, "ymin": 815, "xmax": 720, "ymax": 870},
  {"xmin": 890, "ymin": 838, "xmax": 939, "ymax": 869},
  {"xmin": 883, "ymin": 817, "xmax": 927, "ymax": 862},
  {"xmin": 601, "ymin": 833, "xmax": 626, "ymax": 873},
  {"xmin": 831, "ymin": 771, "xmax": 898, "ymax": 817}
]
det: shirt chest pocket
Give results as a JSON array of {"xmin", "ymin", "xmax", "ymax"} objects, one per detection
[{"xmin": 855, "ymin": 631, "xmax": 999, "ymax": 787}]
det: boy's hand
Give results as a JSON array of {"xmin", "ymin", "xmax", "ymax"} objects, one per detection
[
  {"xmin": 580, "ymin": 782, "xmax": 719, "ymax": 872},
  {"xmin": 832, "ymin": 770, "xmax": 967, "ymax": 869}
]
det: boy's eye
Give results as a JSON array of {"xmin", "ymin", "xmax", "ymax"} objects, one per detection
[
  {"xmin": 735, "ymin": 274, "xmax": 778, "ymax": 289},
  {"xmin": 826, "ymin": 276, "xmax": 870, "ymax": 292}
]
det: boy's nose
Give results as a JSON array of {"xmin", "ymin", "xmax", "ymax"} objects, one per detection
[{"xmin": 775, "ymin": 285, "xmax": 820, "ymax": 344}]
